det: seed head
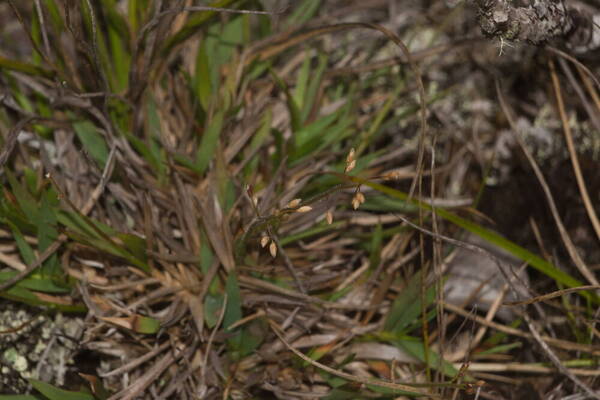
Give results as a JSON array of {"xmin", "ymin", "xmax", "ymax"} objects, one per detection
[{"xmin": 269, "ymin": 241, "xmax": 277, "ymax": 258}]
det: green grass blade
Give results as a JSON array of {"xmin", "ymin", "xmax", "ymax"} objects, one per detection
[
  {"xmin": 0, "ymin": 56, "xmax": 54, "ymax": 78},
  {"xmin": 0, "ymin": 271, "xmax": 69, "ymax": 294},
  {"xmin": 395, "ymin": 337, "xmax": 460, "ymax": 378},
  {"xmin": 196, "ymin": 110, "xmax": 224, "ymax": 175},
  {"xmin": 284, "ymin": 0, "xmax": 322, "ymax": 28},
  {"xmin": 292, "ymin": 54, "xmax": 311, "ymax": 114},
  {"xmin": 300, "ymin": 51, "xmax": 328, "ymax": 123},
  {"xmin": 160, "ymin": 0, "xmax": 240, "ymax": 58},
  {"xmin": 72, "ymin": 120, "xmax": 109, "ymax": 168},
  {"xmin": 194, "ymin": 41, "xmax": 213, "ymax": 111},
  {"xmin": 384, "ymin": 271, "xmax": 436, "ymax": 333},
  {"xmin": 29, "ymin": 379, "xmax": 95, "ymax": 400}
]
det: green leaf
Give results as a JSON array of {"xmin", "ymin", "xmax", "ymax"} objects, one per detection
[
  {"xmin": 223, "ymin": 272, "xmax": 244, "ymax": 355},
  {"xmin": 0, "ymin": 271, "xmax": 69, "ymax": 294},
  {"xmin": 105, "ymin": 6, "xmax": 131, "ymax": 90},
  {"xmin": 133, "ymin": 315, "xmax": 161, "ymax": 334},
  {"xmin": 284, "ymin": 0, "xmax": 322, "ymax": 27},
  {"xmin": 0, "ymin": 285, "xmax": 85, "ymax": 312},
  {"xmin": 224, "ymin": 273, "xmax": 242, "ymax": 330},
  {"xmin": 384, "ymin": 271, "xmax": 435, "ymax": 333},
  {"xmin": 194, "ymin": 41, "xmax": 213, "ymax": 111},
  {"xmin": 196, "ymin": 110, "xmax": 224, "ymax": 175},
  {"xmin": 203, "ymin": 292, "xmax": 224, "ymax": 328},
  {"xmin": 73, "ymin": 120, "xmax": 109, "ymax": 168},
  {"xmin": 0, "ymin": 56, "xmax": 54, "ymax": 78},
  {"xmin": 37, "ymin": 194, "xmax": 60, "ymax": 275},
  {"xmin": 160, "ymin": 0, "xmax": 239, "ymax": 57},
  {"xmin": 58, "ymin": 211, "xmax": 149, "ymax": 273},
  {"xmin": 6, "ymin": 170, "xmax": 38, "ymax": 220},
  {"xmin": 476, "ymin": 342, "xmax": 522, "ymax": 356},
  {"xmin": 123, "ymin": 131, "xmax": 163, "ymax": 173},
  {"xmin": 395, "ymin": 337, "xmax": 459, "ymax": 378},
  {"xmin": 294, "ymin": 110, "xmax": 339, "ymax": 149},
  {"xmin": 243, "ymin": 108, "xmax": 273, "ymax": 177},
  {"xmin": 8, "ymin": 221, "xmax": 36, "ymax": 266},
  {"xmin": 237, "ymin": 320, "xmax": 266, "ymax": 357},
  {"xmin": 29, "ymin": 378, "xmax": 95, "ymax": 400},
  {"xmin": 116, "ymin": 233, "xmax": 147, "ymax": 264},
  {"xmin": 292, "ymin": 54, "xmax": 311, "ymax": 113},
  {"xmin": 300, "ymin": 51, "xmax": 328, "ymax": 123}
]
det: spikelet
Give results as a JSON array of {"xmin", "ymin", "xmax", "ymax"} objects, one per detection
[
  {"xmin": 344, "ymin": 160, "xmax": 356, "ymax": 174},
  {"xmin": 326, "ymin": 210, "xmax": 334, "ymax": 225},
  {"xmin": 287, "ymin": 198, "xmax": 302, "ymax": 208},
  {"xmin": 383, "ymin": 170, "xmax": 401, "ymax": 181},
  {"xmin": 344, "ymin": 148, "xmax": 356, "ymax": 173},
  {"xmin": 260, "ymin": 235, "xmax": 270, "ymax": 248},
  {"xmin": 346, "ymin": 148, "xmax": 355, "ymax": 163},
  {"xmin": 352, "ymin": 190, "xmax": 366, "ymax": 210},
  {"xmin": 269, "ymin": 241, "xmax": 277, "ymax": 258},
  {"xmin": 355, "ymin": 191, "xmax": 365, "ymax": 204}
]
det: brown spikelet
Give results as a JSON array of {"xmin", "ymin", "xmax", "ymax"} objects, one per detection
[
  {"xmin": 287, "ymin": 198, "xmax": 302, "ymax": 208},
  {"xmin": 269, "ymin": 241, "xmax": 277, "ymax": 258},
  {"xmin": 260, "ymin": 236, "xmax": 270, "ymax": 248},
  {"xmin": 326, "ymin": 210, "xmax": 333, "ymax": 225}
]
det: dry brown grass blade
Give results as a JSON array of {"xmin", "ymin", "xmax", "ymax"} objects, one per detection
[
  {"xmin": 443, "ymin": 302, "xmax": 600, "ymax": 355},
  {"xmin": 199, "ymin": 294, "xmax": 227, "ymax": 392},
  {"xmin": 549, "ymin": 59, "xmax": 600, "ymax": 243},
  {"xmin": 464, "ymin": 362, "xmax": 600, "ymax": 376},
  {"xmin": 504, "ymin": 285, "xmax": 600, "ymax": 306},
  {"xmin": 495, "ymin": 79, "xmax": 599, "ymax": 286},
  {"xmin": 100, "ymin": 341, "xmax": 171, "ymax": 378},
  {"xmin": 268, "ymin": 318, "xmax": 452, "ymax": 398},
  {"xmin": 577, "ymin": 65, "xmax": 600, "ymax": 113},
  {"xmin": 557, "ymin": 58, "xmax": 600, "ymax": 132},
  {"xmin": 0, "ymin": 116, "xmax": 38, "ymax": 169},
  {"xmin": 546, "ymin": 46, "xmax": 600, "ymax": 90},
  {"xmin": 106, "ymin": 345, "xmax": 189, "ymax": 400},
  {"xmin": 238, "ymin": 275, "xmax": 370, "ymax": 310}
]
